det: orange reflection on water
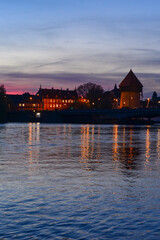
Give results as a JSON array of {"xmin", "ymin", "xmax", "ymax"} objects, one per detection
[
  {"xmin": 157, "ymin": 128, "xmax": 160, "ymax": 160},
  {"xmin": 112, "ymin": 126, "xmax": 138, "ymax": 171},
  {"xmin": 145, "ymin": 127, "xmax": 150, "ymax": 164},
  {"xmin": 81, "ymin": 125, "xmax": 90, "ymax": 161},
  {"xmin": 128, "ymin": 128, "xmax": 133, "ymax": 162},
  {"xmin": 97, "ymin": 126, "xmax": 101, "ymax": 160},
  {"xmin": 112, "ymin": 125, "xmax": 118, "ymax": 162},
  {"xmin": 80, "ymin": 125, "xmax": 101, "ymax": 171}
]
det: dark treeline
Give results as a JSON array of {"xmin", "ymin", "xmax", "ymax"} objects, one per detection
[{"xmin": 0, "ymin": 85, "xmax": 8, "ymax": 123}]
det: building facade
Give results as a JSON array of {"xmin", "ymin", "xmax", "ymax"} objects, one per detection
[
  {"xmin": 7, "ymin": 87, "xmax": 78, "ymax": 111},
  {"xmin": 36, "ymin": 87, "xmax": 77, "ymax": 111}
]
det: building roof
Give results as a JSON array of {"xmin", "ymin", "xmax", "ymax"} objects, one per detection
[
  {"xmin": 7, "ymin": 94, "xmax": 24, "ymax": 104},
  {"xmin": 119, "ymin": 70, "xmax": 143, "ymax": 92},
  {"xmin": 37, "ymin": 88, "xmax": 78, "ymax": 99},
  {"xmin": 7, "ymin": 93, "xmax": 41, "ymax": 103}
]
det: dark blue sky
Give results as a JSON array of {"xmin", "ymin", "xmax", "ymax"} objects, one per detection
[{"xmin": 1, "ymin": 0, "xmax": 160, "ymax": 96}]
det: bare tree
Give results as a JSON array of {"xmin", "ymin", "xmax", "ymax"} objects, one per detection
[{"xmin": 77, "ymin": 82, "xmax": 104, "ymax": 108}]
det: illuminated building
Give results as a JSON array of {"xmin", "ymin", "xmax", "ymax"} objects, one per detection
[
  {"xmin": 36, "ymin": 86, "xmax": 78, "ymax": 111},
  {"xmin": 119, "ymin": 70, "xmax": 143, "ymax": 109},
  {"xmin": 18, "ymin": 94, "xmax": 42, "ymax": 111},
  {"xmin": 7, "ymin": 93, "xmax": 42, "ymax": 111},
  {"xmin": 7, "ymin": 87, "xmax": 77, "ymax": 111}
]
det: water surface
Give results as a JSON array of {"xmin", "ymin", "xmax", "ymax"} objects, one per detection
[{"xmin": 0, "ymin": 123, "xmax": 160, "ymax": 239}]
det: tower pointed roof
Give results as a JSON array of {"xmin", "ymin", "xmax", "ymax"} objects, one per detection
[{"xmin": 119, "ymin": 70, "xmax": 143, "ymax": 92}]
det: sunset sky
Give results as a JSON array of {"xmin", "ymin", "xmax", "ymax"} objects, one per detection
[{"xmin": 1, "ymin": 0, "xmax": 160, "ymax": 97}]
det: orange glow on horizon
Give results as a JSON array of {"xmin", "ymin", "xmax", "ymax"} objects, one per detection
[{"xmin": 6, "ymin": 90, "xmax": 36, "ymax": 95}]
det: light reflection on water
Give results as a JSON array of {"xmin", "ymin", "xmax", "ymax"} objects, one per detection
[{"xmin": 0, "ymin": 123, "xmax": 160, "ymax": 239}]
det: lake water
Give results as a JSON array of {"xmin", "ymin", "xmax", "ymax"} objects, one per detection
[{"xmin": 0, "ymin": 123, "xmax": 160, "ymax": 239}]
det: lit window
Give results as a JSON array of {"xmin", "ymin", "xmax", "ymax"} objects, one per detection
[
  {"xmin": 56, "ymin": 104, "xmax": 58, "ymax": 108},
  {"xmin": 62, "ymin": 100, "xmax": 64, "ymax": 103},
  {"xmin": 53, "ymin": 104, "xmax": 55, "ymax": 107},
  {"xmin": 33, "ymin": 104, "xmax": 35, "ymax": 107},
  {"xmin": 53, "ymin": 99, "xmax": 55, "ymax": 102},
  {"xmin": 50, "ymin": 99, "xmax": 52, "ymax": 102},
  {"xmin": 60, "ymin": 104, "xmax": 62, "ymax": 107},
  {"xmin": 19, "ymin": 104, "xmax": 21, "ymax": 106},
  {"xmin": 30, "ymin": 97, "xmax": 32, "ymax": 100},
  {"xmin": 65, "ymin": 100, "xmax": 67, "ymax": 103},
  {"xmin": 50, "ymin": 105, "xmax": 52, "ymax": 107},
  {"xmin": 22, "ymin": 104, "xmax": 25, "ymax": 107},
  {"xmin": 123, "ymin": 102, "xmax": 126, "ymax": 105}
]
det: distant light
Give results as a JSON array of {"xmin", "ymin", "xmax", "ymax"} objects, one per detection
[
  {"xmin": 30, "ymin": 97, "xmax": 32, "ymax": 100},
  {"xmin": 36, "ymin": 112, "xmax": 41, "ymax": 118}
]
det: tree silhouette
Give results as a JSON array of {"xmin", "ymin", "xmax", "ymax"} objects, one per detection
[
  {"xmin": 77, "ymin": 82, "xmax": 104, "ymax": 109},
  {"xmin": 0, "ymin": 85, "xmax": 7, "ymax": 122},
  {"xmin": 152, "ymin": 91, "xmax": 157, "ymax": 101}
]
